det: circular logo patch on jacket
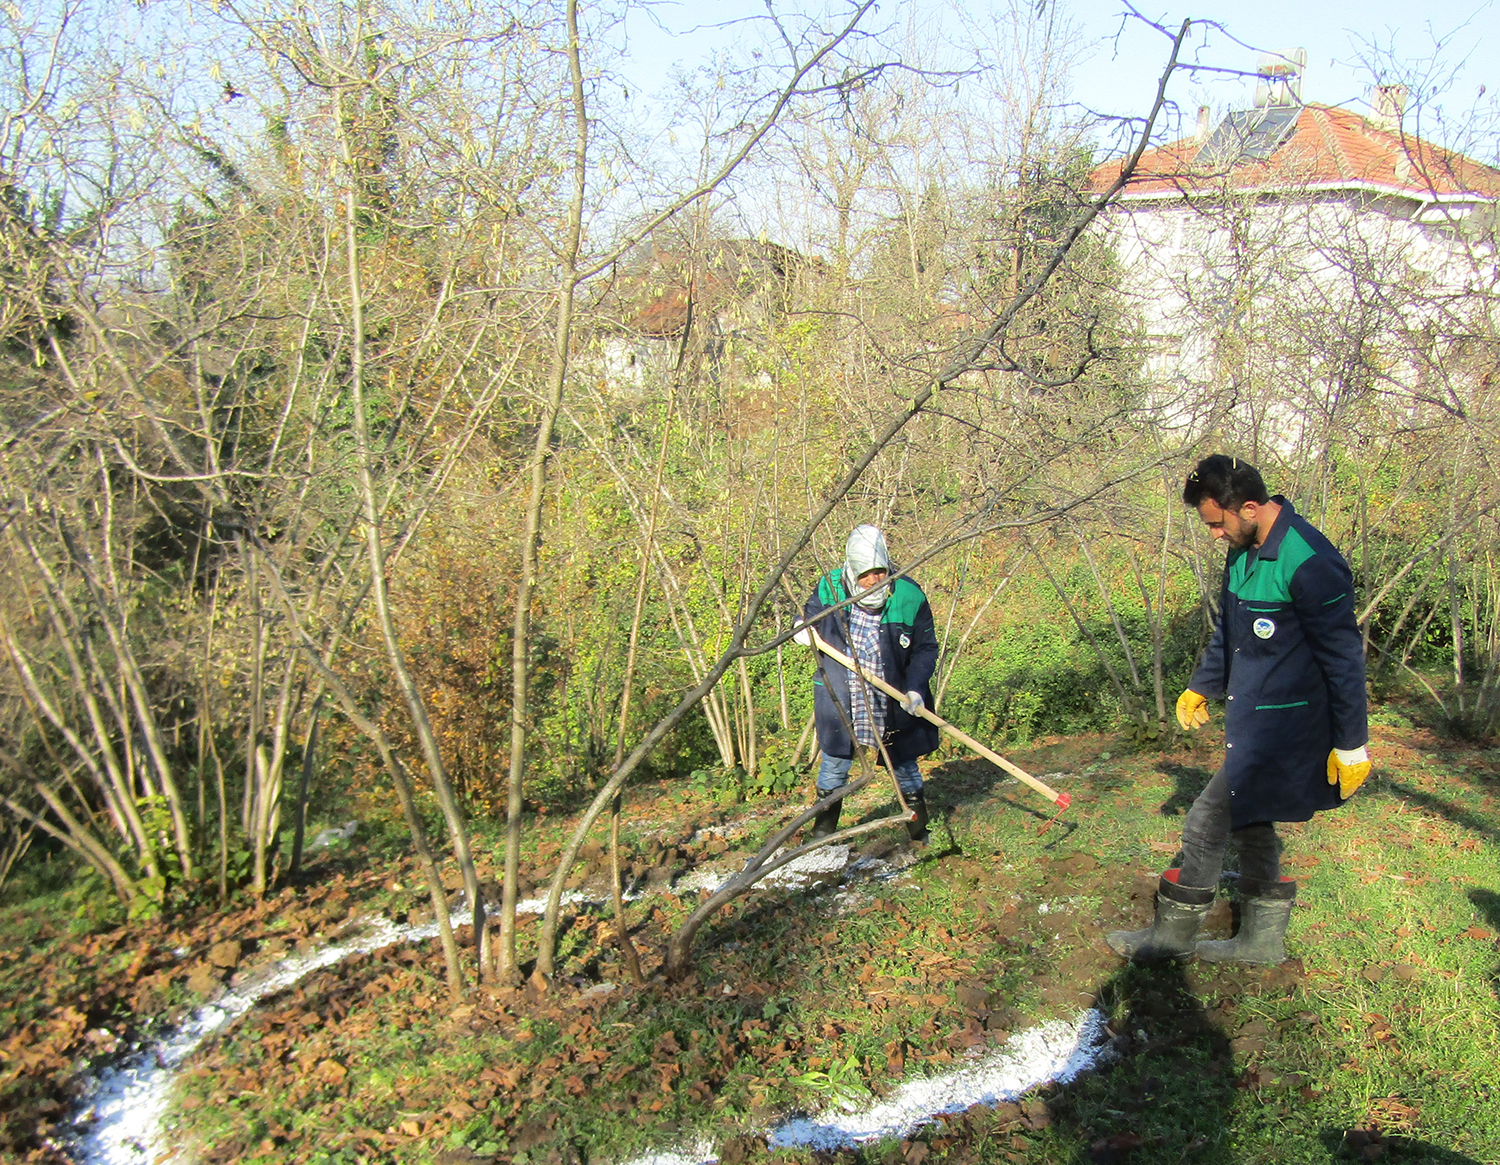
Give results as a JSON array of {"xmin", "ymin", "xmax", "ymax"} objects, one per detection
[
  {"xmin": 1252, "ymin": 617, "xmax": 1276, "ymax": 639},
  {"xmin": 899, "ymin": 633, "xmax": 911, "ymax": 648}
]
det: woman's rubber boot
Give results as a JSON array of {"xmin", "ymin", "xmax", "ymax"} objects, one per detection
[
  {"xmin": 810, "ymin": 800, "xmax": 842, "ymax": 840},
  {"xmin": 1106, "ymin": 870, "xmax": 1214, "ymax": 961},
  {"xmin": 905, "ymin": 793, "xmax": 929, "ymax": 842},
  {"xmin": 1196, "ymin": 878, "xmax": 1296, "ymax": 965}
]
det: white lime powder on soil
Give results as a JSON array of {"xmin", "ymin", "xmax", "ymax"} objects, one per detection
[{"xmin": 66, "ymin": 841, "xmax": 1104, "ymax": 1164}]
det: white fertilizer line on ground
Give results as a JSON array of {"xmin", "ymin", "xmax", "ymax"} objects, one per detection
[
  {"xmin": 769, "ymin": 1009, "xmax": 1110, "ymax": 1149},
  {"xmin": 66, "ymin": 846, "xmax": 874, "ymax": 1165},
  {"xmin": 623, "ymin": 1010, "xmax": 1111, "ymax": 1165},
  {"xmin": 64, "ymin": 830, "xmax": 1078, "ymax": 1165},
  {"xmin": 65, "ymin": 860, "xmax": 773, "ymax": 1165},
  {"xmin": 677, "ymin": 844, "xmax": 859, "ymax": 895},
  {"xmin": 621, "ymin": 1143, "xmax": 719, "ymax": 1165},
  {"xmin": 66, "ymin": 906, "xmax": 472, "ymax": 1165}
]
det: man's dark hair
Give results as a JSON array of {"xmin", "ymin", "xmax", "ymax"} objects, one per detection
[{"xmin": 1182, "ymin": 454, "xmax": 1270, "ymax": 510}]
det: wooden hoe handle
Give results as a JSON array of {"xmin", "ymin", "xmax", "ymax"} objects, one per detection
[{"xmin": 806, "ymin": 627, "xmax": 1071, "ymax": 811}]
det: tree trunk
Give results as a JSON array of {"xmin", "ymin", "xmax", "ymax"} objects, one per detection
[
  {"xmin": 334, "ymin": 72, "xmax": 471, "ymax": 999},
  {"xmin": 498, "ymin": 0, "xmax": 589, "ymax": 986}
]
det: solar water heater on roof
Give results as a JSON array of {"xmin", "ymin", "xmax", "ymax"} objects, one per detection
[{"xmin": 1197, "ymin": 105, "xmax": 1300, "ymax": 169}]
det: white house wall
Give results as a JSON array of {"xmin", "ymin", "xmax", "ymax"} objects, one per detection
[{"xmin": 1097, "ymin": 189, "xmax": 1498, "ymax": 454}]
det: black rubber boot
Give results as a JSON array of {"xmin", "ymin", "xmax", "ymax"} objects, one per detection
[
  {"xmin": 1106, "ymin": 870, "xmax": 1215, "ymax": 961},
  {"xmin": 904, "ymin": 792, "xmax": 929, "ymax": 842},
  {"xmin": 810, "ymin": 799, "xmax": 842, "ymax": 840},
  {"xmin": 1197, "ymin": 878, "xmax": 1296, "ymax": 964}
]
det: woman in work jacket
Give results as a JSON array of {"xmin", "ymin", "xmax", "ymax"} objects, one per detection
[{"xmin": 797, "ymin": 525, "xmax": 940, "ymax": 842}]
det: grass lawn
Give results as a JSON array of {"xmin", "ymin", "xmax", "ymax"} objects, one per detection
[{"xmin": 3, "ymin": 715, "xmax": 1499, "ymax": 1165}]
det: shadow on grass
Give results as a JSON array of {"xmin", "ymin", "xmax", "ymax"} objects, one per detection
[
  {"xmin": 1317, "ymin": 1127, "xmax": 1485, "ymax": 1163},
  {"xmin": 1157, "ymin": 763, "xmax": 1214, "ymax": 817},
  {"xmin": 1040, "ymin": 959, "xmax": 1238, "ymax": 1164},
  {"xmin": 1386, "ymin": 781, "xmax": 1500, "ymax": 844},
  {"xmin": 1470, "ymin": 887, "xmax": 1500, "ymax": 930},
  {"xmin": 1467, "ymin": 888, "xmax": 1500, "ymax": 1013},
  {"xmin": 922, "ymin": 759, "xmax": 1082, "ymax": 851}
]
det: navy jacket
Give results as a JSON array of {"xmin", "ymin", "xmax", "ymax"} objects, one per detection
[
  {"xmin": 1189, "ymin": 497, "xmax": 1368, "ymax": 828},
  {"xmin": 804, "ymin": 571, "xmax": 940, "ymax": 765}
]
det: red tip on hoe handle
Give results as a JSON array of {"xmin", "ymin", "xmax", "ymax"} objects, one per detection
[{"xmin": 1038, "ymin": 791, "xmax": 1072, "ymax": 835}]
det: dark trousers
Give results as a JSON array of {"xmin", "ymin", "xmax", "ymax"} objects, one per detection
[{"xmin": 1177, "ymin": 767, "xmax": 1282, "ymax": 889}]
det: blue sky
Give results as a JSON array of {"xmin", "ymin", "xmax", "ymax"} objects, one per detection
[
  {"xmin": 1066, "ymin": 0, "xmax": 1499, "ymax": 137},
  {"xmin": 617, "ymin": 0, "xmax": 1500, "ymax": 154}
]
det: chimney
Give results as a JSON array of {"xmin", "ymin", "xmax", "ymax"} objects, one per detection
[
  {"xmin": 1371, "ymin": 84, "xmax": 1408, "ymax": 131},
  {"xmin": 1195, "ymin": 105, "xmax": 1213, "ymax": 143},
  {"xmin": 1254, "ymin": 48, "xmax": 1307, "ymax": 108}
]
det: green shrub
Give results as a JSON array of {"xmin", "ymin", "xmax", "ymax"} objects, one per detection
[{"xmin": 938, "ymin": 626, "xmax": 1113, "ymax": 745}]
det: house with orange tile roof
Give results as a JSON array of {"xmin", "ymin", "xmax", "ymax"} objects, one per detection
[
  {"xmin": 1087, "ymin": 69, "xmax": 1500, "ymax": 445},
  {"xmin": 599, "ymin": 234, "xmax": 825, "ymax": 398},
  {"xmin": 1090, "ymin": 96, "xmax": 1500, "ymax": 214}
]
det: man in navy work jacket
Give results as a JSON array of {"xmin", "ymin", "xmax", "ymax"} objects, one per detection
[
  {"xmin": 1107, "ymin": 455, "xmax": 1371, "ymax": 964},
  {"xmin": 796, "ymin": 525, "xmax": 940, "ymax": 842}
]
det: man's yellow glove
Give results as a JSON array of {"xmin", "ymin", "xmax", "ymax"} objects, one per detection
[
  {"xmin": 1328, "ymin": 746, "xmax": 1371, "ymax": 799},
  {"xmin": 1175, "ymin": 689, "xmax": 1210, "ymax": 731}
]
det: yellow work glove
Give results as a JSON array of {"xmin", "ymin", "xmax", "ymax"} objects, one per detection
[
  {"xmin": 1328, "ymin": 746, "xmax": 1371, "ymax": 799},
  {"xmin": 1175, "ymin": 689, "xmax": 1210, "ymax": 731}
]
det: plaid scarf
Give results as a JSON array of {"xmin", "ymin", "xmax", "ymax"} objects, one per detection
[{"xmin": 846, "ymin": 605, "xmax": 886, "ymax": 747}]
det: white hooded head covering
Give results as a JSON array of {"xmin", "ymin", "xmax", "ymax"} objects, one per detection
[{"xmin": 843, "ymin": 524, "xmax": 891, "ymax": 611}]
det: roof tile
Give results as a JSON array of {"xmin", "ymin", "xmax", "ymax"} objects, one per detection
[{"xmin": 1089, "ymin": 104, "xmax": 1500, "ymax": 199}]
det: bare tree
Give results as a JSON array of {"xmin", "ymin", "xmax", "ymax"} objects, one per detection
[
  {"xmin": 492, "ymin": 0, "xmax": 892, "ymax": 982},
  {"xmin": 525, "ymin": 17, "xmax": 1200, "ymax": 981}
]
